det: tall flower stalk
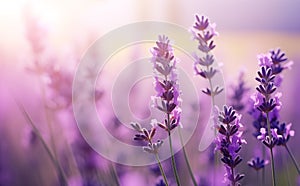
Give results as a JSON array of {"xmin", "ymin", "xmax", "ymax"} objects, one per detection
[
  {"xmin": 254, "ymin": 65, "xmax": 278, "ymax": 186},
  {"xmin": 178, "ymin": 127, "xmax": 197, "ymax": 186},
  {"xmin": 191, "ymin": 14, "xmax": 223, "ymax": 184},
  {"xmin": 150, "ymin": 35, "xmax": 182, "ymax": 186},
  {"xmin": 250, "ymin": 50, "xmax": 297, "ymax": 185}
]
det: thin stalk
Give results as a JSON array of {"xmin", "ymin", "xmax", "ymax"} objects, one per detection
[
  {"xmin": 206, "ymin": 64, "xmax": 219, "ymax": 186},
  {"xmin": 270, "ymin": 147, "xmax": 276, "ymax": 186},
  {"xmin": 178, "ymin": 128, "xmax": 197, "ymax": 186},
  {"xmin": 207, "ymin": 77, "xmax": 216, "ymax": 107},
  {"xmin": 110, "ymin": 164, "xmax": 120, "ymax": 186},
  {"xmin": 104, "ymin": 142, "xmax": 120, "ymax": 185},
  {"xmin": 283, "ymin": 150, "xmax": 291, "ymax": 186},
  {"xmin": 266, "ymin": 112, "xmax": 276, "ymax": 186},
  {"xmin": 262, "ymin": 145, "xmax": 266, "ymax": 186},
  {"xmin": 163, "ymin": 73, "xmax": 181, "ymax": 186},
  {"xmin": 284, "ymin": 144, "xmax": 300, "ymax": 174},
  {"xmin": 168, "ymin": 130, "xmax": 181, "ymax": 186},
  {"xmin": 16, "ymin": 101, "xmax": 68, "ymax": 185},
  {"xmin": 257, "ymin": 170, "xmax": 259, "ymax": 186},
  {"xmin": 38, "ymin": 75, "xmax": 58, "ymax": 159},
  {"xmin": 231, "ymin": 167, "xmax": 236, "ymax": 186},
  {"xmin": 155, "ymin": 153, "xmax": 169, "ymax": 186}
]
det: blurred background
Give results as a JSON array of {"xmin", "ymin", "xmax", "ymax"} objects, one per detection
[{"xmin": 1, "ymin": 0, "xmax": 300, "ymax": 185}]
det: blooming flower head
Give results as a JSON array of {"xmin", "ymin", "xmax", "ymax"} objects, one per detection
[
  {"xmin": 229, "ymin": 71, "xmax": 250, "ymax": 112},
  {"xmin": 150, "ymin": 35, "xmax": 182, "ymax": 131},
  {"xmin": 191, "ymin": 15, "xmax": 223, "ymax": 98},
  {"xmin": 151, "ymin": 35, "xmax": 176, "ymax": 77},
  {"xmin": 191, "ymin": 15, "xmax": 218, "ymax": 53},
  {"xmin": 258, "ymin": 49, "xmax": 293, "ymax": 87},
  {"xmin": 251, "ymin": 49, "xmax": 295, "ymax": 148},
  {"xmin": 273, "ymin": 122, "xmax": 295, "ymax": 146}
]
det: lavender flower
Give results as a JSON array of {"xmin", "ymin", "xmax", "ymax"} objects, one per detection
[
  {"xmin": 253, "ymin": 56, "xmax": 278, "ymax": 186},
  {"xmin": 150, "ymin": 35, "xmax": 181, "ymax": 185},
  {"xmin": 275, "ymin": 122, "xmax": 295, "ymax": 146},
  {"xmin": 215, "ymin": 105, "xmax": 246, "ymax": 185},
  {"xmin": 191, "ymin": 15, "xmax": 222, "ymax": 99},
  {"xmin": 191, "ymin": 15, "xmax": 218, "ymax": 53},
  {"xmin": 258, "ymin": 49, "xmax": 293, "ymax": 87},
  {"xmin": 151, "ymin": 36, "xmax": 198, "ymax": 185},
  {"xmin": 250, "ymin": 54, "xmax": 288, "ymax": 141},
  {"xmin": 191, "ymin": 15, "xmax": 224, "ymax": 185},
  {"xmin": 249, "ymin": 49, "xmax": 298, "ymax": 185},
  {"xmin": 151, "ymin": 35, "xmax": 182, "ymax": 132},
  {"xmin": 131, "ymin": 122, "xmax": 163, "ymax": 154},
  {"xmin": 131, "ymin": 35, "xmax": 185, "ymax": 186},
  {"xmin": 253, "ymin": 53, "xmax": 295, "ymax": 145}
]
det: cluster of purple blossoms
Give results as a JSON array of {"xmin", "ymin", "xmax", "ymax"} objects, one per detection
[
  {"xmin": 150, "ymin": 35, "xmax": 182, "ymax": 132},
  {"xmin": 191, "ymin": 15, "xmax": 223, "ymax": 97},
  {"xmin": 248, "ymin": 49, "xmax": 299, "ymax": 183},
  {"xmin": 131, "ymin": 35, "xmax": 182, "ymax": 186},
  {"xmin": 191, "ymin": 15, "xmax": 218, "ymax": 53},
  {"xmin": 215, "ymin": 106, "xmax": 246, "ymax": 185},
  {"xmin": 131, "ymin": 122, "xmax": 163, "ymax": 154},
  {"xmin": 249, "ymin": 49, "xmax": 295, "ymax": 149}
]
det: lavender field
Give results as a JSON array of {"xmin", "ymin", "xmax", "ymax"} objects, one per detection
[{"xmin": 1, "ymin": 1, "xmax": 300, "ymax": 186}]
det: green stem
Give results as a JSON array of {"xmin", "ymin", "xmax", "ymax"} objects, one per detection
[
  {"xmin": 16, "ymin": 101, "xmax": 68, "ymax": 185},
  {"xmin": 155, "ymin": 153, "xmax": 169, "ymax": 186},
  {"xmin": 283, "ymin": 150, "xmax": 291, "ymax": 186},
  {"xmin": 178, "ymin": 128, "xmax": 197, "ymax": 186},
  {"xmin": 257, "ymin": 170, "xmax": 259, "ymax": 186},
  {"xmin": 207, "ymin": 65, "xmax": 218, "ymax": 185},
  {"xmin": 168, "ymin": 130, "xmax": 181, "ymax": 186},
  {"xmin": 262, "ymin": 145, "xmax": 266, "ymax": 186},
  {"xmin": 38, "ymin": 75, "xmax": 58, "ymax": 159},
  {"xmin": 208, "ymin": 79, "xmax": 215, "ymax": 106},
  {"xmin": 231, "ymin": 167, "xmax": 236, "ymax": 186},
  {"xmin": 110, "ymin": 164, "xmax": 120, "ymax": 186},
  {"xmin": 164, "ymin": 70, "xmax": 180, "ymax": 185},
  {"xmin": 270, "ymin": 147, "xmax": 276, "ymax": 186},
  {"xmin": 284, "ymin": 144, "xmax": 300, "ymax": 174},
  {"xmin": 266, "ymin": 112, "xmax": 276, "ymax": 186}
]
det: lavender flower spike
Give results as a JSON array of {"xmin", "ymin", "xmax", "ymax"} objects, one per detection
[
  {"xmin": 251, "ymin": 49, "xmax": 297, "ymax": 184},
  {"xmin": 215, "ymin": 105, "xmax": 246, "ymax": 186},
  {"xmin": 151, "ymin": 35, "xmax": 181, "ymax": 132},
  {"xmin": 191, "ymin": 14, "xmax": 223, "ymax": 99},
  {"xmin": 150, "ymin": 35, "xmax": 182, "ymax": 185}
]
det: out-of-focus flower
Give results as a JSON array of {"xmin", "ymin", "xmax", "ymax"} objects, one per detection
[
  {"xmin": 248, "ymin": 157, "xmax": 269, "ymax": 171},
  {"xmin": 229, "ymin": 71, "xmax": 250, "ymax": 112}
]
